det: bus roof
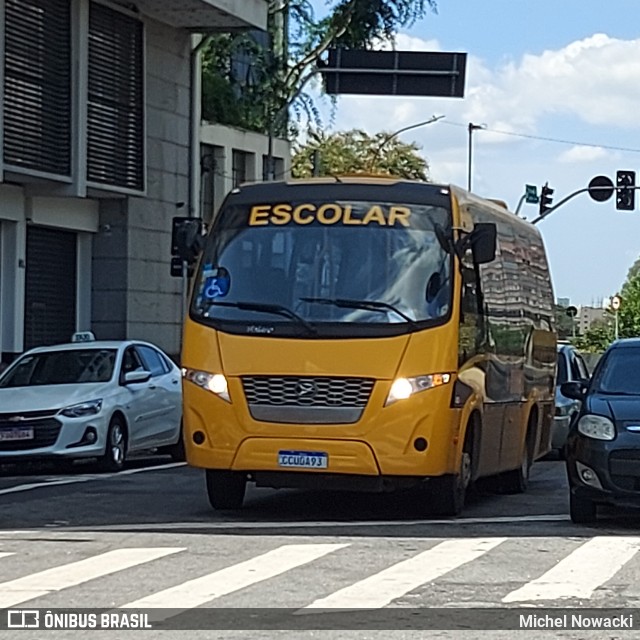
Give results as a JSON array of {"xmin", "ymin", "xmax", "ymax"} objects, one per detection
[{"xmin": 225, "ymin": 177, "xmax": 538, "ymax": 234}]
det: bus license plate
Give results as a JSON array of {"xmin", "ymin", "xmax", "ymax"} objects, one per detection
[
  {"xmin": 278, "ymin": 450, "xmax": 328, "ymax": 469},
  {"xmin": 0, "ymin": 427, "xmax": 34, "ymax": 442}
]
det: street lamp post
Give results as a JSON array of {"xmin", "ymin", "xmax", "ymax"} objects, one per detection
[
  {"xmin": 611, "ymin": 295, "xmax": 622, "ymax": 340},
  {"xmin": 467, "ymin": 122, "xmax": 485, "ymax": 191},
  {"xmin": 367, "ymin": 115, "xmax": 445, "ymax": 172}
]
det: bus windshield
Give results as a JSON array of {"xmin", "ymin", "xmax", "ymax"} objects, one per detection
[{"xmin": 191, "ymin": 199, "xmax": 452, "ymax": 337}]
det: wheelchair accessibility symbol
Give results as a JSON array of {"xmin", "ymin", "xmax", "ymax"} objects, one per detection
[{"xmin": 203, "ymin": 267, "xmax": 230, "ymax": 299}]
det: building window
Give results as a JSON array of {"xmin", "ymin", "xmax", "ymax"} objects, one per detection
[
  {"xmin": 3, "ymin": 0, "xmax": 72, "ymax": 176},
  {"xmin": 24, "ymin": 226, "xmax": 77, "ymax": 350},
  {"xmin": 232, "ymin": 150, "xmax": 248, "ymax": 187},
  {"xmin": 87, "ymin": 2, "xmax": 144, "ymax": 191},
  {"xmin": 262, "ymin": 155, "xmax": 284, "ymax": 181}
]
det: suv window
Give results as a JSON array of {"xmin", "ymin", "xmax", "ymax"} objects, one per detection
[
  {"xmin": 569, "ymin": 353, "xmax": 583, "ymax": 380},
  {"xmin": 136, "ymin": 346, "xmax": 168, "ymax": 377},
  {"xmin": 557, "ymin": 352, "xmax": 568, "ymax": 385},
  {"xmin": 575, "ymin": 354, "xmax": 589, "ymax": 379}
]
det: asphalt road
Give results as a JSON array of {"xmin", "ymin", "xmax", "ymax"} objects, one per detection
[
  {"xmin": 0, "ymin": 453, "xmax": 573, "ymax": 533},
  {"xmin": 1, "ymin": 455, "xmax": 640, "ymax": 640}
]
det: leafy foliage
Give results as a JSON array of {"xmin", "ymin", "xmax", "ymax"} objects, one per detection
[
  {"xmin": 618, "ymin": 273, "xmax": 640, "ymax": 337},
  {"xmin": 201, "ymin": 0, "xmax": 437, "ymax": 135},
  {"xmin": 291, "ymin": 129, "xmax": 429, "ymax": 179},
  {"xmin": 574, "ymin": 320, "xmax": 614, "ymax": 354}
]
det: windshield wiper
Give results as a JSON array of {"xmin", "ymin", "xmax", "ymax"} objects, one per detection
[
  {"xmin": 206, "ymin": 301, "xmax": 317, "ymax": 335},
  {"xmin": 300, "ymin": 297, "xmax": 419, "ymax": 329}
]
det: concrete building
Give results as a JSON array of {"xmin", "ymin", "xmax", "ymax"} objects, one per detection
[
  {"xmin": 578, "ymin": 305, "xmax": 607, "ymax": 335},
  {"xmin": 200, "ymin": 124, "xmax": 291, "ymax": 226},
  {"xmin": 0, "ymin": 0, "xmax": 282, "ymax": 365}
]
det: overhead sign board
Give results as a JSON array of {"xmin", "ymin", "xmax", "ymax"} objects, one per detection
[
  {"xmin": 525, "ymin": 184, "xmax": 538, "ymax": 204},
  {"xmin": 320, "ymin": 49, "xmax": 467, "ymax": 98}
]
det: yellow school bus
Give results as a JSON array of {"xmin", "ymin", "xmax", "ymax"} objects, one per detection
[{"xmin": 181, "ymin": 177, "xmax": 556, "ymax": 515}]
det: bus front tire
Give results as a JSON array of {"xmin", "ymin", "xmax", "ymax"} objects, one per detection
[
  {"xmin": 430, "ymin": 450, "xmax": 472, "ymax": 517},
  {"xmin": 205, "ymin": 469, "xmax": 246, "ymax": 510}
]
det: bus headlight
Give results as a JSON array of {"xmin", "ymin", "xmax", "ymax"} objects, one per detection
[
  {"xmin": 577, "ymin": 414, "xmax": 615, "ymax": 440},
  {"xmin": 182, "ymin": 369, "xmax": 230, "ymax": 402},
  {"xmin": 385, "ymin": 373, "xmax": 451, "ymax": 406}
]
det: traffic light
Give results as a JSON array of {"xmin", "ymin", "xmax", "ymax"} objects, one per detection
[
  {"xmin": 170, "ymin": 217, "xmax": 204, "ymax": 278},
  {"xmin": 616, "ymin": 170, "xmax": 635, "ymax": 210},
  {"xmin": 539, "ymin": 182, "xmax": 554, "ymax": 216}
]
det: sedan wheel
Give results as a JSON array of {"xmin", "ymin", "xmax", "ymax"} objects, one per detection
[
  {"xmin": 569, "ymin": 492, "xmax": 597, "ymax": 524},
  {"xmin": 168, "ymin": 421, "xmax": 186, "ymax": 462},
  {"xmin": 98, "ymin": 417, "xmax": 127, "ymax": 472}
]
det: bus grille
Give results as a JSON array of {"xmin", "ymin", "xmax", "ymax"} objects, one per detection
[{"xmin": 241, "ymin": 376, "xmax": 375, "ymax": 424}]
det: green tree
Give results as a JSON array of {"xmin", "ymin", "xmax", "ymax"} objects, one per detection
[
  {"xmin": 626, "ymin": 256, "xmax": 640, "ymax": 282},
  {"xmin": 574, "ymin": 320, "xmax": 614, "ymax": 354},
  {"xmin": 201, "ymin": 0, "xmax": 437, "ymax": 135},
  {"xmin": 618, "ymin": 274, "xmax": 640, "ymax": 337},
  {"xmin": 291, "ymin": 128, "xmax": 429, "ymax": 179}
]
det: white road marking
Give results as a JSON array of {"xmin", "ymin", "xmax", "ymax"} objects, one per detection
[
  {"xmin": 120, "ymin": 543, "xmax": 347, "ymax": 614},
  {"xmin": 301, "ymin": 537, "xmax": 506, "ymax": 610},
  {"xmin": 37, "ymin": 513, "xmax": 569, "ymax": 532},
  {"xmin": 0, "ymin": 462, "xmax": 186, "ymax": 496},
  {"xmin": 0, "ymin": 547, "xmax": 184, "ymax": 608},
  {"xmin": 502, "ymin": 536, "xmax": 640, "ymax": 602},
  {"xmin": 0, "ymin": 552, "xmax": 14, "ymax": 560}
]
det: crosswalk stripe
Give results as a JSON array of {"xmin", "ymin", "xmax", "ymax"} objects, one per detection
[
  {"xmin": 0, "ymin": 553, "xmax": 14, "ymax": 560},
  {"xmin": 0, "ymin": 547, "xmax": 184, "ymax": 608},
  {"xmin": 301, "ymin": 537, "xmax": 506, "ymax": 610},
  {"xmin": 120, "ymin": 543, "xmax": 348, "ymax": 614},
  {"xmin": 502, "ymin": 536, "xmax": 640, "ymax": 602}
]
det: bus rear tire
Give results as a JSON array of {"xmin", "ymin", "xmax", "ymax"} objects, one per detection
[
  {"xmin": 205, "ymin": 469, "xmax": 246, "ymax": 510},
  {"xmin": 499, "ymin": 419, "xmax": 535, "ymax": 494}
]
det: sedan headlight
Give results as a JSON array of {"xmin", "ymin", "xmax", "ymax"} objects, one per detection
[
  {"xmin": 385, "ymin": 373, "xmax": 451, "ymax": 406},
  {"xmin": 60, "ymin": 399, "xmax": 103, "ymax": 418},
  {"xmin": 182, "ymin": 368, "xmax": 230, "ymax": 402},
  {"xmin": 577, "ymin": 414, "xmax": 616, "ymax": 441}
]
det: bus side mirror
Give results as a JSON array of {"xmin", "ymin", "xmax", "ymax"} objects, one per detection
[
  {"xmin": 454, "ymin": 223, "xmax": 497, "ymax": 264},
  {"xmin": 470, "ymin": 223, "xmax": 497, "ymax": 264}
]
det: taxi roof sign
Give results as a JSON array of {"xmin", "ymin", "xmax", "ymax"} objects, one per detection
[{"xmin": 71, "ymin": 331, "xmax": 96, "ymax": 343}]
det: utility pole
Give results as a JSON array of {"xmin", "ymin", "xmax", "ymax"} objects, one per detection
[{"xmin": 467, "ymin": 122, "xmax": 484, "ymax": 191}]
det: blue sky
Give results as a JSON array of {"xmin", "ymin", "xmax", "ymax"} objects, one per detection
[{"xmin": 305, "ymin": 0, "xmax": 640, "ymax": 306}]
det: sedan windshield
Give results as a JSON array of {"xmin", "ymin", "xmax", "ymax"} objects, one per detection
[
  {"xmin": 593, "ymin": 347, "xmax": 640, "ymax": 395},
  {"xmin": 191, "ymin": 199, "xmax": 452, "ymax": 337},
  {"xmin": 0, "ymin": 349, "xmax": 117, "ymax": 387}
]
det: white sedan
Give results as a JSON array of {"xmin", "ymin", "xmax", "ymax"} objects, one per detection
[{"xmin": 0, "ymin": 333, "xmax": 183, "ymax": 471}]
